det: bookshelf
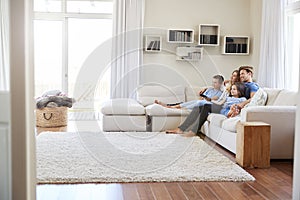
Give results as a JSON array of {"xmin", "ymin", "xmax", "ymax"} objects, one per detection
[
  {"xmin": 176, "ymin": 46, "xmax": 203, "ymax": 61},
  {"xmin": 222, "ymin": 36, "xmax": 249, "ymax": 55},
  {"xmin": 198, "ymin": 24, "xmax": 220, "ymax": 46},
  {"xmin": 167, "ymin": 29, "xmax": 194, "ymax": 43},
  {"xmin": 144, "ymin": 35, "xmax": 162, "ymax": 52}
]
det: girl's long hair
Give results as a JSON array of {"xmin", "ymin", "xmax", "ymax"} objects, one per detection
[{"xmin": 229, "ymin": 82, "xmax": 246, "ymax": 97}]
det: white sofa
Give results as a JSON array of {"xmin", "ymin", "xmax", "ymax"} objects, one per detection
[
  {"xmin": 101, "ymin": 85, "xmax": 297, "ymax": 159},
  {"xmin": 101, "ymin": 85, "xmax": 190, "ymax": 132}
]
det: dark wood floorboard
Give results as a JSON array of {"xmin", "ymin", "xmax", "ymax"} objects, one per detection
[
  {"xmin": 178, "ymin": 182, "xmax": 203, "ymax": 200},
  {"xmin": 149, "ymin": 183, "xmax": 172, "ymax": 200},
  {"xmin": 122, "ymin": 183, "xmax": 139, "ymax": 200},
  {"xmin": 192, "ymin": 182, "xmax": 219, "ymax": 199},
  {"xmin": 206, "ymin": 182, "xmax": 236, "ymax": 199},
  {"xmin": 164, "ymin": 182, "xmax": 188, "ymax": 200},
  {"xmin": 136, "ymin": 183, "xmax": 155, "ymax": 200},
  {"xmin": 36, "ymin": 129, "xmax": 293, "ymax": 200}
]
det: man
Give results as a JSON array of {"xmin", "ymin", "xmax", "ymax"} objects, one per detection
[
  {"xmin": 230, "ymin": 66, "xmax": 259, "ymax": 116},
  {"xmin": 167, "ymin": 66, "xmax": 259, "ymax": 137}
]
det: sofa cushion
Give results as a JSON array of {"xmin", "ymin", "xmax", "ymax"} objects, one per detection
[
  {"xmin": 101, "ymin": 98, "xmax": 145, "ymax": 115},
  {"xmin": 137, "ymin": 85, "xmax": 185, "ymax": 106},
  {"xmin": 247, "ymin": 88, "xmax": 268, "ymax": 107},
  {"xmin": 185, "ymin": 86, "xmax": 206, "ymax": 102},
  {"xmin": 273, "ymin": 89, "xmax": 298, "ymax": 106},
  {"xmin": 263, "ymin": 88, "xmax": 281, "ymax": 105},
  {"xmin": 221, "ymin": 117, "xmax": 241, "ymax": 132},
  {"xmin": 207, "ymin": 113, "xmax": 227, "ymax": 127},
  {"xmin": 145, "ymin": 104, "xmax": 190, "ymax": 116}
]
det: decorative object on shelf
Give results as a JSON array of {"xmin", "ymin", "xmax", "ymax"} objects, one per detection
[
  {"xmin": 198, "ymin": 24, "xmax": 220, "ymax": 46},
  {"xmin": 223, "ymin": 36, "xmax": 250, "ymax": 55},
  {"xmin": 167, "ymin": 29, "xmax": 194, "ymax": 43},
  {"xmin": 176, "ymin": 46, "xmax": 203, "ymax": 61},
  {"xmin": 144, "ymin": 35, "xmax": 162, "ymax": 52}
]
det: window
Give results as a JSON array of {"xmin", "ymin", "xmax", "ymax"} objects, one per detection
[
  {"xmin": 34, "ymin": 20, "xmax": 63, "ymax": 95},
  {"xmin": 68, "ymin": 18, "xmax": 112, "ymax": 102},
  {"xmin": 285, "ymin": 1, "xmax": 300, "ymax": 91},
  {"xmin": 34, "ymin": 0, "xmax": 61, "ymax": 12},
  {"xmin": 34, "ymin": 0, "xmax": 113, "ymax": 105}
]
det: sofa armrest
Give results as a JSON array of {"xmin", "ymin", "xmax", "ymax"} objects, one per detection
[
  {"xmin": 240, "ymin": 106, "xmax": 296, "ymax": 123},
  {"xmin": 240, "ymin": 105, "xmax": 296, "ymax": 159}
]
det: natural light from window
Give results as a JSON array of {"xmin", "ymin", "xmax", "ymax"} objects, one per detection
[
  {"xmin": 68, "ymin": 18, "xmax": 112, "ymax": 102},
  {"xmin": 34, "ymin": 20, "xmax": 63, "ymax": 95},
  {"xmin": 286, "ymin": 12, "xmax": 300, "ymax": 91},
  {"xmin": 34, "ymin": 0, "xmax": 113, "ymax": 106}
]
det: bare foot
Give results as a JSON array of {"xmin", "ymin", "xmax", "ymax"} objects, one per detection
[
  {"xmin": 182, "ymin": 131, "xmax": 197, "ymax": 137},
  {"xmin": 154, "ymin": 100, "xmax": 167, "ymax": 107},
  {"xmin": 165, "ymin": 128, "xmax": 183, "ymax": 134}
]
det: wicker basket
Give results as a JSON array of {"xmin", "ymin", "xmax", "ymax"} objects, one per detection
[{"xmin": 36, "ymin": 106, "xmax": 68, "ymax": 127}]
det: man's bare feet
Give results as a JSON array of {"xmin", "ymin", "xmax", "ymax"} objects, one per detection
[
  {"xmin": 182, "ymin": 130, "xmax": 197, "ymax": 137},
  {"xmin": 165, "ymin": 128, "xmax": 183, "ymax": 134},
  {"xmin": 154, "ymin": 100, "xmax": 167, "ymax": 107},
  {"xmin": 154, "ymin": 100, "xmax": 182, "ymax": 109}
]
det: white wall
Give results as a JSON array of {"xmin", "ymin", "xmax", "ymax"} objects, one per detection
[
  {"xmin": 10, "ymin": 0, "xmax": 36, "ymax": 199},
  {"xmin": 142, "ymin": 0, "xmax": 262, "ymax": 87}
]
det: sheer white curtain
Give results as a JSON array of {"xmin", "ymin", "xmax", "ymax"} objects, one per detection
[
  {"xmin": 258, "ymin": 0, "xmax": 286, "ymax": 88},
  {"xmin": 0, "ymin": 0, "xmax": 9, "ymax": 91},
  {"xmin": 110, "ymin": 0, "xmax": 145, "ymax": 98}
]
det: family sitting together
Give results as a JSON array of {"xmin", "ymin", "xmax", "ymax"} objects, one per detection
[{"xmin": 155, "ymin": 65, "xmax": 260, "ymax": 137}]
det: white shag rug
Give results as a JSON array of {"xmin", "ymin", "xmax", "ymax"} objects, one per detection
[{"xmin": 36, "ymin": 132, "xmax": 255, "ymax": 184}]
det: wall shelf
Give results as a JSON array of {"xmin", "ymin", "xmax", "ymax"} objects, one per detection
[
  {"xmin": 222, "ymin": 36, "xmax": 250, "ymax": 55},
  {"xmin": 167, "ymin": 29, "xmax": 194, "ymax": 43},
  {"xmin": 144, "ymin": 35, "xmax": 162, "ymax": 52},
  {"xmin": 176, "ymin": 46, "xmax": 203, "ymax": 61},
  {"xmin": 198, "ymin": 24, "xmax": 220, "ymax": 46}
]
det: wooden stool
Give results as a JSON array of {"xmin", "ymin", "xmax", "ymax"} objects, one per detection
[{"xmin": 236, "ymin": 121, "xmax": 271, "ymax": 168}]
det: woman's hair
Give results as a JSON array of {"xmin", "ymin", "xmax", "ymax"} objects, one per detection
[
  {"xmin": 226, "ymin": 69, "xmax": 240, "ymax": 93},
  {"xmin": 230, "ymin": 82, "xmax": 245, "ymax": 97},
  {"xmin": 232, "ymin": 69, "xmax": 240, "ymax": 83}
]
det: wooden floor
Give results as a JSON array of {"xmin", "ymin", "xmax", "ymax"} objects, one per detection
[{"xmin": 36, "ymin": 122, "xmax": 293, "ymax": 200}]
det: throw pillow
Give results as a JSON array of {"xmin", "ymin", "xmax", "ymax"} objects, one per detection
[{"xmin": 247, "ymin": 88, "xmax": 268, "ymax": 106}]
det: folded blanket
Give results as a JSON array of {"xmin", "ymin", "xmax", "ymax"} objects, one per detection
[{"xmin": 36, "ymin": 96, "xmax": 76, "ymax": 109}]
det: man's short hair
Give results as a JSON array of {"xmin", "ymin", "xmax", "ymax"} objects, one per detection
[
  {"xmin": 213, "ymin": 75, "xmax": 224, "ymax": 84},
  {"xmin": 239, "ymin": 66, "xmax": 254, "ymax": 74}
]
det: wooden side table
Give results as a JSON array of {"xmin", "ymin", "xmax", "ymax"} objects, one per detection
[{"xmin": 236, "ymin": 121, "xmax": 271, "ymax": 168}]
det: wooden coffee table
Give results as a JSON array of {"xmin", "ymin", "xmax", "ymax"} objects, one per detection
[{"xmin": 236, "ymin": 121, "xmax": 271, "ymax": 168}]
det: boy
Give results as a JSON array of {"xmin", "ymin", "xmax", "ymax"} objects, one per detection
[{"xmin": 155, "ymin": 75, "xmax": 224, "ymax": 110}]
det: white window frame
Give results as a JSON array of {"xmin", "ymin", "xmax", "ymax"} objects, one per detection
[
  {"xmin": 284, "ymin": 0, "xmax": 300, "ymax": 91},
  {"xmin": 33, "ymin": 0, "xmax": 112, "ymax": 93}
]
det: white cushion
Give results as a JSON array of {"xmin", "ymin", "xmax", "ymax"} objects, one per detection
[
  {"xmin": 145, "ymin": 104, "xmax": 190, "ymax": 116},
  {"xmin": 207, "ymin": 113, "xmax": 227, "ymax": 127},
  {"xmin": 247, "ymin": 88, "xmax": 268, "ymax": 107},
  {"xmin": 263, "ymin": 88, "xmax": 281, "ymax": 105},
  {"xmin": 137, "ymin": 85, "xmax": 185, "ymax": 106},
  {"xmin": 102, "ymin": 115, "xmax": 146, "ymax": 131},
  {"xmin": 221, "ymin": 117, "xmax": 241, "ymax": 132},
  {"xmin": 273, "ymin": 89, "xmax": 298, "ymax": 106},
  {"xmin": 101, "ymin": 98, "xmax": 145, "ymax": 115},
  {"xmin": 185, "ymin": 86, "xmax": 206, "ymax": 102}
]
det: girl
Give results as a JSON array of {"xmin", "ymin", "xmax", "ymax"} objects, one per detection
[{"xmin": 218, "ymin": 82, "xmax": 246, "ymax": 117}]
